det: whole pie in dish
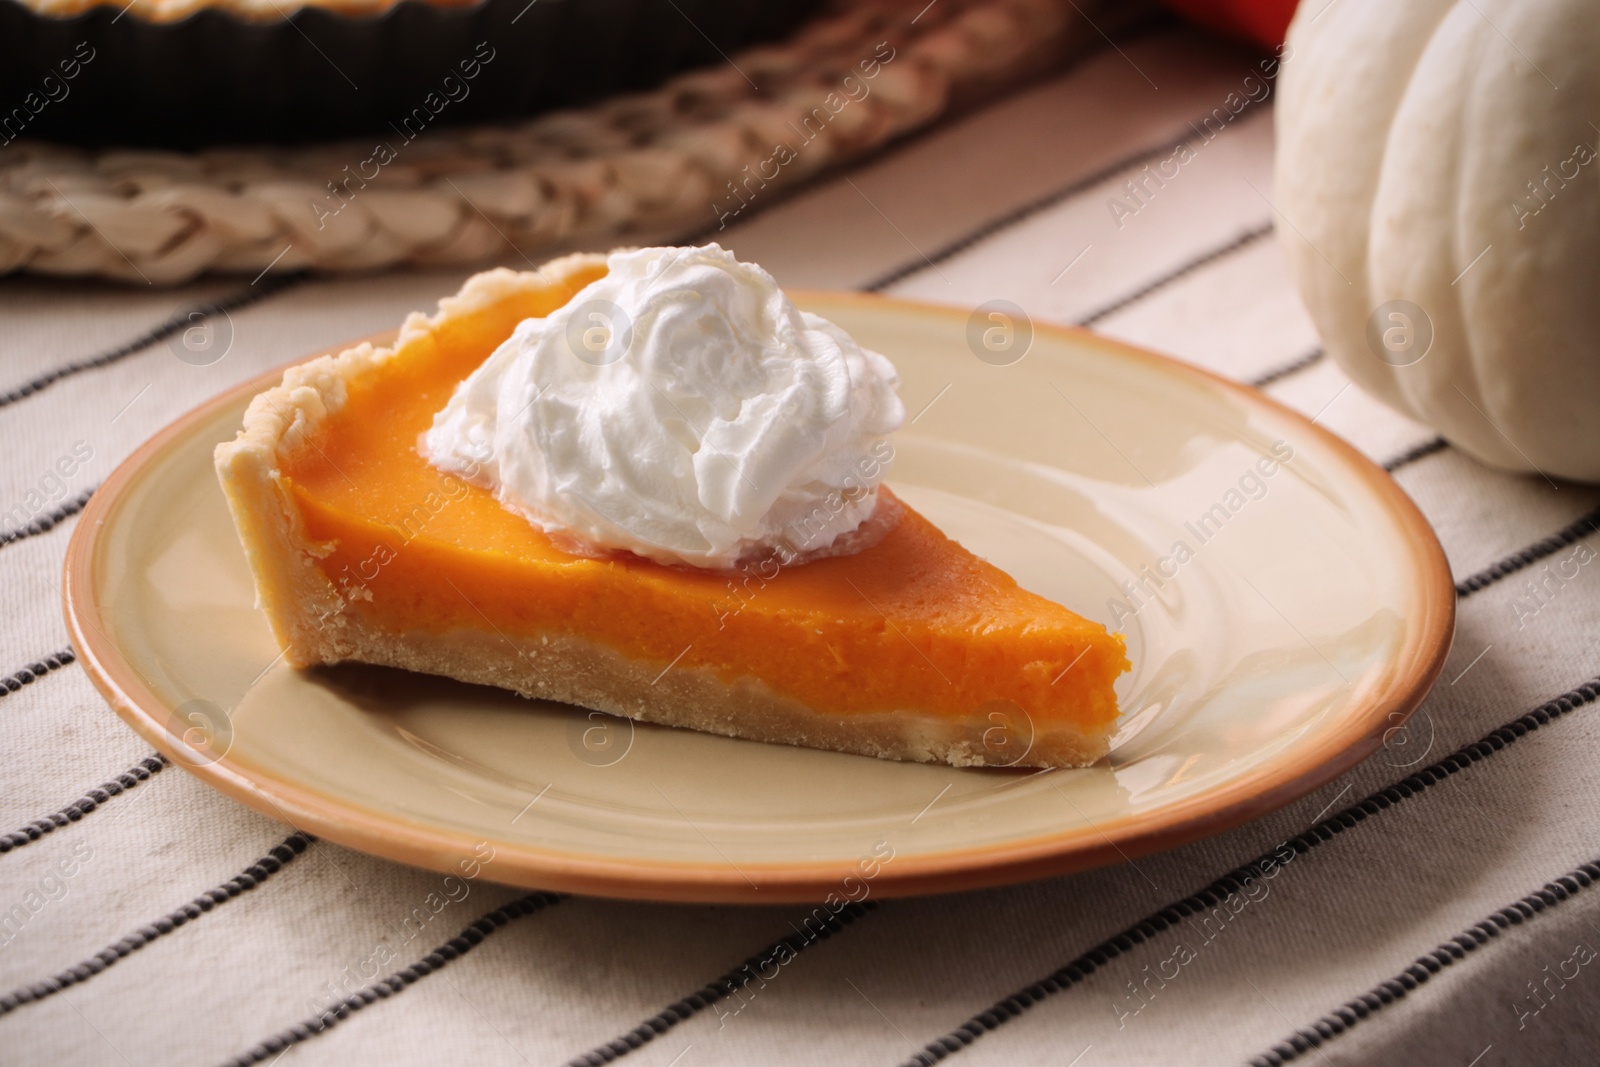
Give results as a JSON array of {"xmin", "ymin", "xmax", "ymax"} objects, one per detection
[{"xmin": 215, "ymin": 251, "xmax": 1129, "ymax": 768}]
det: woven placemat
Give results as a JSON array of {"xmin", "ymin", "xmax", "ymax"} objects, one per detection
[{"xmin": 0, "ymin": 0, "xmax": 1104, "ymax": 285}]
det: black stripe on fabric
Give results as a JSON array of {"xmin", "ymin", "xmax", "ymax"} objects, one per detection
[
  {"xmin": 565, "ymin": 900, "xmax": 877, "ymax": 1067},
  {"xmin": 1074, "ymin": 220, "xmax": 1275, "ymax": 328},
  {"xmin": 0, "ymin": 832, "xmax": 314, "ymax": 1017},
  {"xmin": 1244, "ymin": 364, "xmax": 1444, "ymax": 470},
  {"xmin": 1383, "ymin": 436, "xmax": 1449, "ymax": 474},
  {"xmin": 680, "ymin": 20, "xmax": 1179, "ymax": 271},
  {"xmin": 221, "ymin": 890, "xmax": 565, "ymax": 1067},
  {"xmin": 1249, "ymin": 857, "xmax": 1600, "ymax": 1066},
  {"xmin": 1455, "ymin": 502, "xmax": 1600, "ymax": 600},
  {"xmin": 0, "ymin": 487, "xmax": 95, "ymax": 550},
  {"xmin": 0, "ymin": 646, "xmax": 75, "ymax": 703},
  {"xmin": 858, "ymin": 104, "xmax": 1274, "ymax": 294},
  {"xmin": 862, "ymin": 143, "xmax": 1191, "ymax": 293},
  {"xmin": 898, "ymin": 673, "xmax": 1600, "ymax": 1066},
  {"xmin": 1246, "ymin": 347, "xmax": 1324, "ymax": 390},
  {"xmin": 0, "ymin": 752, "xmax": 166, "ymax": 856},
  {"xmin": 0, "ymin": 274, "xmax": 304, "ymax": 414}
]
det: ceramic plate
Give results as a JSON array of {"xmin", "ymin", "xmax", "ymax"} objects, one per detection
[{"xmin": 63, "ymin": 292, "xmax": 1454, "ymax": 903}]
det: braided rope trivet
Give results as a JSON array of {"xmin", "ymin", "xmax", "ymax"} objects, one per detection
[{"xmin": 0, "ymin": 0, "xmax": 1100, "ymax": 285}]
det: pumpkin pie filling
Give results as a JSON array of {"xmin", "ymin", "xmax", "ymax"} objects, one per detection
[{"xmin": 219, "ymin": 251, "xmax": 1129, "ymax": 767}]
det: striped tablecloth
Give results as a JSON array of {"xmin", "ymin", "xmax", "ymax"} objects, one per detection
[{"xmin": 4, "ymin": 25, "xmax": 1600, "ymax": 1067}]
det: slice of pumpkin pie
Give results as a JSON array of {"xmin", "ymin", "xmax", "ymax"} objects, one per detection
[{"xmin": 215, "ymin": 244, "xmax": 1129, "ymax": 768}]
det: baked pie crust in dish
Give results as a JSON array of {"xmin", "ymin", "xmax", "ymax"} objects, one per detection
[{"xmin": 214, "ymin": 253, "xmax": 1130, "ymax": 769}]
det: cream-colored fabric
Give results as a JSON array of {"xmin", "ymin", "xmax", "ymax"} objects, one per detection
[{"xmin": 2, "ymin": 26, "xmax": 1598, "ymax": 1067}]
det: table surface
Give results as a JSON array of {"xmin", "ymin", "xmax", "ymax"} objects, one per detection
[{"xmin": 3, "ymin": 27, "xmax": 1599, "ymax": 1067}]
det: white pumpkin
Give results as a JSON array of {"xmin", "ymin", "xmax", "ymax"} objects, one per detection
[{"xmin": 1274, "ymin": 0, "xmax": 1600, "ymax": 481}]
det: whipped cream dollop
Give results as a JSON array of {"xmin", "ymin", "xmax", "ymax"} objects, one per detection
[{"xmin": 424, "ymin": 244, "xmax": 905, "ymax": 569}]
